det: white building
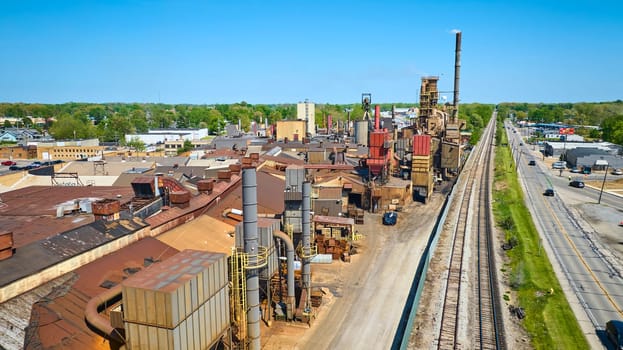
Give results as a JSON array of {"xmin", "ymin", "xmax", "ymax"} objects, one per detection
[
  {"xmin": 297, "ymin": 100, "xmax": 315, "ymax": 136},
  {"xmin": 125, "ymin": 128, "xmax": 209, "ymax": 145}
]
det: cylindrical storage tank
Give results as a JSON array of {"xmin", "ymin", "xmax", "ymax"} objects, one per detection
[
  {"xmin": 197, "ymin": 179, "xmax": 214, "ymax": 194},
  {"xmin": 355, "ymin": 120, "xmax": 369, "ymax": 146},
  {"xmin": 92, "ymin": 199, "xmax": 120, "ymax": 215},
  {"xmin": 170, "ymin": 191, "xmax": 191, "ymax": 205}
]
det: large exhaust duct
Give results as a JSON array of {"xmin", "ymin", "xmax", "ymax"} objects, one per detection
[
  {"xmin": 85, "ymin": 285, "xmax": 125, "ymax": 344},
  {"xmin": 243, "ymin": 167, "xmax": 261, "ymax": 350},
  {"xmin": 302, "ymin": 181, "xmax": 311, "ymax": 311},
  {"xmin": 375, "ymin": 105, "xmax": 381, "ymax": 130},
  {"xmin": 273, "ymin": 230, "xmax": 296, "ymax": 320},
  {"xmin": 453, "ymin": 31, "xmax": 462, "ymax": 120}
]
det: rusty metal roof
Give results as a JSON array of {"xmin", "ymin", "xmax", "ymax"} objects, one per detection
[
  {"xmin": 156, "ymin": 215, "xmax": 235, "ymax": 255},
  {"xmin": 144, "ymin": 173, "xmax": 242, "ymax": 229},
  {"xmin": 122, "ymin": 250, "xmax": 226, "ymax": 292},
  {"xmin": 0, "ymin": 216, "xmax": 147, "ymax": 288},
  {"xmin": 27, "ymin": 237, "xmax": 179, "ymax": 350},
  {"xmin": 0, "ymin": 186, "xmax": 135, "ymax": 248}
]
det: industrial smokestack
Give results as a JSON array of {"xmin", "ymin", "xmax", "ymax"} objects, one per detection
[
  {"xmin": 375, "ymin": 105, "xmax": 380, "ymax": 130},
  {"xmin": 453, "ymin": 31, "xmax": 462, "ymax": 120},
  {"xmin": 242, "ymin": 168, "xmax": 261, "ymax": 350},
  {"xmin": 302, "ymin": 181, "xmax": 311, "ymax": 311}
]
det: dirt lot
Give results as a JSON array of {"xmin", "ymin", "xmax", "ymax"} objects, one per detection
[{"xmin": 260, "ymin": 193, "xmax": 446, "ymax": 349}]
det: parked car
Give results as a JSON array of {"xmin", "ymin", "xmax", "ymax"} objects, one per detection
[
  {"xmin": 612, "ymin": 168, "xmax": 623, "ymax": 175},
  {"xmin": 569, "ymin": 180, "xmax": 585, "ymax": 188},
  {"xmin": 382, "ymin": 211, "xmax": 398, "ymax": 225},
  {"xmin": 1, "ymin": 160, "xmax": 16, "ymax": 166},
  {"xmin": 570, "ymin": 167, "xmax": 581, "ymax": 173},
  {"xmin": 552, "ymin": 161, "xmax": 566, "ymax": 169},
  {"xmin": 606, "ymin": 320, "xmax": 623, "ymax": 350},
  {"xmin": 528, "ymin": 160, "xmax": 536, "ymax": 166},
  {"xmin": 582, "ymin": 166, "xmax": 592, "ymax": 174},
  {"xmin": 543, "ymin": 188, "xmax": 555, "ymax": 196},
  {"xmin": 8, "ymin": 165, "xmax": 21, "ymax": 171}
]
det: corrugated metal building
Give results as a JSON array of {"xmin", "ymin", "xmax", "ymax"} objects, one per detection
[{"xmin": 122, "ymin": 249, "xmax": 230, "ymax": 350}]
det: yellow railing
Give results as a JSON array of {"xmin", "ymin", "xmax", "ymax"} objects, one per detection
[
  {"xmin": 297, "ymin": 243, "xmax": 318, "ymax": 259},
  {"xmin": 241, "ymin": 246, "xmax": 269, "ymax": 270}
]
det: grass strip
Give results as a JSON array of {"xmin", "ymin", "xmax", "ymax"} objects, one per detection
[{"xmin": 493, "ymin": 120, "xmax": 589, "ymax": 349}]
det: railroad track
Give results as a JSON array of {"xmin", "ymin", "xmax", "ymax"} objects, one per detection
[{"xmin": 437, "ymin": 116, "xmax": 505, "ymax": 349}]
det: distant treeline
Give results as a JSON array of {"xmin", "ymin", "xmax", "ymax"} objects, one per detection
[
  {"xmin": 2, "ymin": 101, "xmax": 621, "ymax": 145},
  {"xmin": 497, "ymin": 101, "xmax": 623, "ymax": 144}
]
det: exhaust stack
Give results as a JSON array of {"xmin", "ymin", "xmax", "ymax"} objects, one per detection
[
  {"xmin": 453, "ymin": 31, "xmax": 462, "ymax": 120},
  {"xmin": 242, "ymin": 167, "xmax": 261, "ymax": 350},
  {"xmin": 374, "ymin": 105, "xmax": 381, "ymax": 130},
  {"xmin": 302, "ymin": 181, "xmax": 312, "ymax": 311}
]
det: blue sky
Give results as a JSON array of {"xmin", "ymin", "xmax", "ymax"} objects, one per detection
[{"xmin": 0, "ymin": 0, "xmax": 621, "ymax": 104}]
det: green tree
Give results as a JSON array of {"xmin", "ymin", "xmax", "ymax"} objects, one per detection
[
  {"xmin": 177, "ymin": 139, "xmax": 193, "ymax": 155},
  {"xmin": 601, "ymin": 115, "xmax": 623, "ymax": 145},
  {"xmin": 126, "ymin": 136, "xmax": 146, "ymax": 152},
  {"xmin": 49, "ymin": 113, "xmax": 95, "ymax": 139}
]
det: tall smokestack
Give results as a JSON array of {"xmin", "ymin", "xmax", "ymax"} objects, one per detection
[
  {"xmin": 453, "ymin": 31, "xmax": 462, "ymax": 120},
  {"xmin": 302, "ymin": 181, "xmax": 312, "ymax": 311},
  {"xmin": 243, "ymin": 168, "xmax": 261, "ymax": 350},
  {"xmin": 375, "ymin": 105, "xmax": 380, "ymax": 130}
]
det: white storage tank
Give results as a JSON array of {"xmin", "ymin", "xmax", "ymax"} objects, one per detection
[{"xmin": 122, "ymin": 250, "xmax": 229, "ymax": 350}]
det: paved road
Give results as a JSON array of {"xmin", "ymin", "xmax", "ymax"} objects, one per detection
[
  {"xmin": 507, "ymin": 121, "xmax": 623, "ymax": 349},
  {"xmin": 294, "ymin": 195, "xmax": 445, "ymax": 349}
]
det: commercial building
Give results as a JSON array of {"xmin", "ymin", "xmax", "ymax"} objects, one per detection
[{"xmin": 297, "ymin": 100, "xmax": 315, "ymax": 136}]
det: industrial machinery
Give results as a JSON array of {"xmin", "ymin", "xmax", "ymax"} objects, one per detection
[{"xmin": 410, "ymin": 31, "xmax": 466, "ymax": 203}]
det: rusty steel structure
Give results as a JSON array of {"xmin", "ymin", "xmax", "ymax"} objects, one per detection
[{"xmin": 408, "ymin": 30, "xmax": 466, "ymax": 203}]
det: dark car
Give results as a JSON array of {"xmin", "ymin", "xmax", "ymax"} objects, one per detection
[
  {"xmin": 382, "ymin": 211, "xmax": 398, "ymax": 225},
  {"xmin": 569, "ymin": 180, "xmax": 585, "ymax": 188},
  {"xmin": 9, "ymin": 165, "xmax": 21, "ymax": 171},
  {"xmin": 606, "ymin": 320, "xmax": 623, "ymax": 350},
  {"xmin": 528, "ymin": 160, "xmax": 536, "ymax": 166},
  {"xmin": 1, "ymin": 160, "xmax": 16, "ymax": 166},
  {"xmin": 543, "ymin": 188, "xmax": 555, "ymax": 196}
]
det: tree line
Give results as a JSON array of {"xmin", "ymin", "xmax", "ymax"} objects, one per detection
[
  {"xmin": 6, "ymin": 101, "xmax": 623, "ymax": 146},
  {"xmin": 497, "ymin": 101, "xmax": 623, "ymax": 144}
]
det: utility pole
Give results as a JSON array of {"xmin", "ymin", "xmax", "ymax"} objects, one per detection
[{"xmin": 598, "ymin": 163, "xmax": 609, "ymax": 204}]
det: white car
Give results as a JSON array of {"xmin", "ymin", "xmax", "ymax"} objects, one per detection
[{"xmin": 612, "ymin": 168, "xmax": 623, "ymax": 175}]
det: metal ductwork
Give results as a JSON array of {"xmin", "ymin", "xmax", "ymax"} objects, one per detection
[
  {"xmin": 242, "ymin": 167, "xmax": 261, "ymax": 350},
  {"xmin": 453, "ymin": 30, "xmax": 462, "ymax": 120},
  {"xmin": 273, "ymin": 230, "xmax": 295, "ymax": 320},
  {"xmin": 375, "ymin": 105, "xmax": 381, "ymax": 130},
  {"xmin": 302, "ymin": 181, "xmax": 311, "ymax": 311},
  {"xmin": 85, "ymin": 285, "xmax": 125, "ymax": 344}
]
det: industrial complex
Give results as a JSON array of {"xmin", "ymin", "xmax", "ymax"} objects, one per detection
[{"xmin": 0, "ymin": 30, "xmax": 470, "ymax": 350}]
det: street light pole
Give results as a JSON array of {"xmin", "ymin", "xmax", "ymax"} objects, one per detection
[{"xmin": 598, "ymin": 163, "xmax": 609, "ymax": 204}]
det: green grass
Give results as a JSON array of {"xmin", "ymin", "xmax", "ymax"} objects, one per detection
[{"xmin": 492, "ymin": 121, "xmax": 589, "ymax": 349}]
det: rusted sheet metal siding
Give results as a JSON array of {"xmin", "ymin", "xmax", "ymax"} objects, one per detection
[{"xmin": 413, "ymin": 135, "xmax": 431, "ymax": 156}]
